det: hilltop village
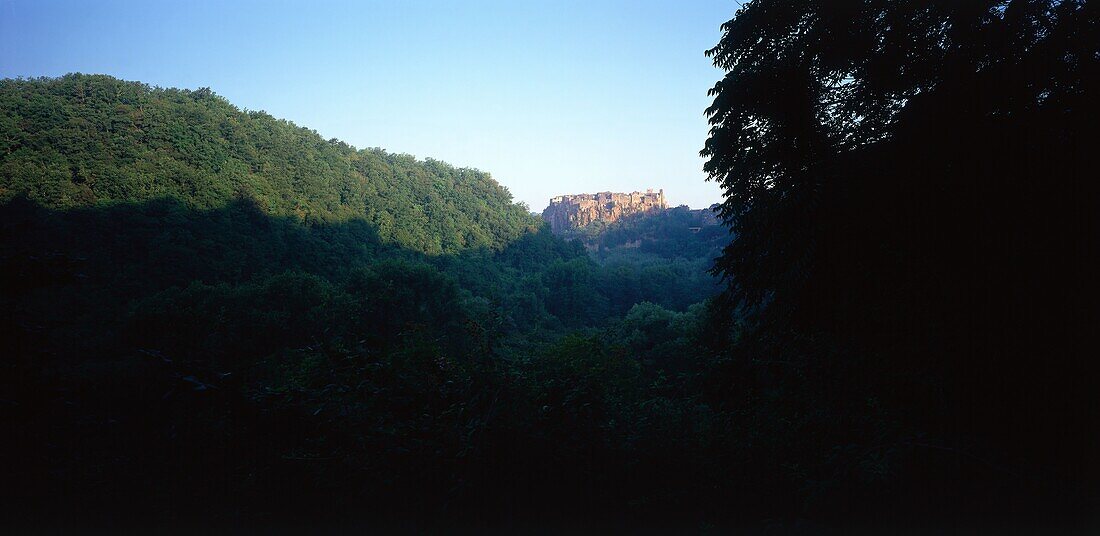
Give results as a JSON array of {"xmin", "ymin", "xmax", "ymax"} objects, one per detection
[
  {"xmin": 541, "ymin": 189, "xmax": 667, "ymax": 233},
  {"xmin": 541, "ymin": 189, "xmax": 718, "ymax": 234}
]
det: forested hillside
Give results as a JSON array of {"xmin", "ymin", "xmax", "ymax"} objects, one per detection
[
  {"xmin": 0, "ymin": 74, "xmax": 538, "ymax": 254},
  {"xmin": 558, "ymin": 206, "xmax": 726, "ymax": 311},
  {"xmin": 2, "ymin": 75, "xmax": 732, "ymax": 530},
  {"xmin": 4, "ymin": 0, "xmax": 1098, "ymax": 525}
]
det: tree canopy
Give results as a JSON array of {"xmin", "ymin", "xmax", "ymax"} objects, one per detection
[
  {"xmin": 2, "ymin": 2, "xmax": 1097, "ymax": 526},
  {"xmin": 704, "ymin": 0, "xmax": 1096, "ymax": 307},
  {"xmin": 703, "ymin": 0, "xmax": 1098, "ymax": 512},
  {"xmin": 0, "ymin": 74, "xmax": 540, "ymax": 254}
]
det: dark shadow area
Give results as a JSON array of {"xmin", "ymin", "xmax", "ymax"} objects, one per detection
[
  {"xmin": 4, "ymin": 8, "xmax": 1099, "ymax": 526},
  {"xmin": 699, "ymin": 0, "xmax": 1099, "ymax": 531},
  {"xmin": 2, "ymin": 189, "xmax": 1094, "ymax": 531},
  {"xmin": 1, "ymin": 196, "xmax": 729, "ymax": 531}
]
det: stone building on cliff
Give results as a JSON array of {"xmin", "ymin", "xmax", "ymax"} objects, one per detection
[{"xmin": 542, "ymin": 189, "xmax": 667, "ymax": 233}]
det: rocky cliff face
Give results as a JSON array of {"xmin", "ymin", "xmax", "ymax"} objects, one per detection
[{"xmin": 542, "ymin": 190, "xmax": 666, "ymax": 233}]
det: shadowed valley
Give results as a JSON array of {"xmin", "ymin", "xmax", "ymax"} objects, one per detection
[{"xmin": 3, "ymin": 0, "xmax": 1099, "ymax": 530}]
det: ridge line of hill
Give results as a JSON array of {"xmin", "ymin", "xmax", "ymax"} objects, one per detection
[{"xmin": 0, "ymin": 73, "xmax": 540, "ymax": 255}]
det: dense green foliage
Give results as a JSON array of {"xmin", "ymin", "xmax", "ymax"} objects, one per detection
[
  {"xmin": 4, "ymin": 0, "xmax": 1097, "ymax": 526},
  {"xmin": 0, "ymin": 74, "xmax": 539, "ymax": 254},
  {"xmin": 2, "ymin": 194, "xmax": 733, "ymax": 529},
  {"xmin": 701, "ymin": 0, "xmax": 1098, "ymax": 527},
  {"xmin": 561, "ymin": 206, "xmax": 727, "ymax": 312},
  {"xmin": 2, "ymin": 75, "xmax": 732, "ymax": 530}
]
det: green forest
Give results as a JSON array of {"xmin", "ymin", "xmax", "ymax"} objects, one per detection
[{"xmin": 3, "ymin": 1, "xmax": 1098, "ymax": 532}]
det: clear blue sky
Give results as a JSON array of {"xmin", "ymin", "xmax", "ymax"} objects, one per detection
[{"xmin": 0, "ymin": 0, "xmax": 734, "ymax": 210}]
